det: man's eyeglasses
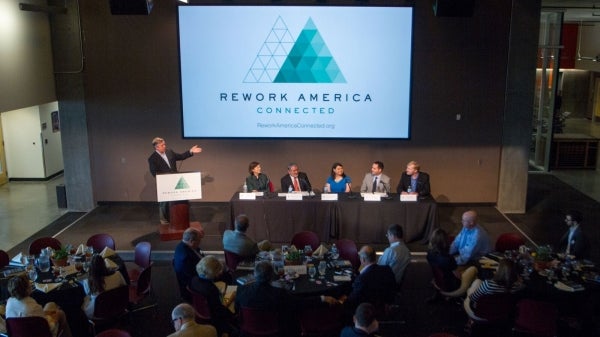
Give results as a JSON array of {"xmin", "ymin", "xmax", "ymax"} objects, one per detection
[{"xmin": 172, "ymin": 317, "xmax": 181, "ymax": 325}]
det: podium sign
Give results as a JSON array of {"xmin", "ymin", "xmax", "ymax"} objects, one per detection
[{"xmin": 156, "ymin": 172, "xmax": 202, "ymax": 202}]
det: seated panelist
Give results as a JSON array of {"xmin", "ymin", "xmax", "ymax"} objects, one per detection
[
  {"xmin": 280, "ymin": 163, "xmax": 312, "ymax": 192},
  {"xmin": 325, "ymin": 162, "xmax": 351, "ymax": 193},
  {"xmin": 245, "ymin": 161, "xmax": 270, "ymax": 192},
  {"xmin": 396, "ymin": 160, "xmax": 431, "ymax": 197},
  {"xmin": 360, "ymin": 161, "xmax": 391, "ymax": 193}
]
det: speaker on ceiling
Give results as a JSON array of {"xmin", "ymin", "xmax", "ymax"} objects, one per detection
[
  {"xmin": 433, "ymin": 0, "xmax": 474, "ymax": 17},
  {"xmin": 109, "ymin": 0, "xmax": 153, "ymax": 15}
]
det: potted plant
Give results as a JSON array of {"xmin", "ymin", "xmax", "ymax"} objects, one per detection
[
  {"xmin": 532, "ymin": 245, "xmax": 552, "ymax": 271},
  {"xmin": 285, "ymin": 250, "xmax": 303, "ymax": 266},
  {"xmin": 51, "ymin": 246, "xmax": 70, "ymax": 267}
]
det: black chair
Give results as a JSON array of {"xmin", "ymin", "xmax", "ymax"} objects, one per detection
[
  {"xmin": 88, "ymin": 285, "xmax": 130, "ymax": 335},
  {"xmin": 6, "ymin": 316, "xmax": 54, "ymax": 337}
]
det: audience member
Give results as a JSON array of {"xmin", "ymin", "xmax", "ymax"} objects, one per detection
[
  {"xmin": 557, "ymin": 210, "xmax": 589, "ymax": 259},
  {"xmin": 340, "ymin": 246, "xmax": 396, "ymax": 316},
  {"xmin": 326, "ymin": 162, "xmax": 351, "ymax": 193},
  {"xmin": 168, "ymin": 303, "xmax": 217, "ymax": 337},
  {"xmin": 396, "ymin": 161, "xmax": 431, "ymax": 197},
  {"xmin": 340, "ymin": 303, "xmax": 380, "ymax": 337},
  {"xmin": 236, "ymin": 261, "xmax": 337, "ymax": 336},
  {"xmin": 449, "ymin": 210, "xmax": 492, "ymax": 266},
  {"xmin": 378, "ymin": 224, "xmax": 410, "ymax": 288},
  {"xmin": 360, "ymin": 161, "xmax": 391, "ymax": 193},
  {"xmin": 281, "ymin": 162, "xmax": 312, "ymax": 192},
  {"xmin": 148, "ymin": 137, "xmax": 202, "ymax": 224},
  {"xmin": 223, "ymin": 214, "xmax": 260, "ymax": 259},
  {"xmin": 246, "ymin": 161, "xmax": 270, "ymax": 192},
  {"xmin": 189, "ymin": 256, "xmax": 237, "ymax": 337},
  {"xmin": 81, "ymin": 254, "xmax": 127, "ymax": 319},
  {"xmin": 174, "ymin": 228, "xmax": 205, "ymax": 302},
  {"xmin": 463, "ymin": 259, "xmax": 524, "ymax": 320},
  {"xmin": 5, "ymin": 274, "xmax": 72, "ymax": 337},
  {"xmin": 426, "ymin": 228, "xmax": 478, "ymax": 302}
]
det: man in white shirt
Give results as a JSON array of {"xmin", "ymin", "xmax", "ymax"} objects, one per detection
[
  {"xmin": 360, "ymin": 161, "xmax": 391, "ymax": 193},
  {"xmin": 378, "ymin": 224, "xmax": 411, "ymax": 288}
]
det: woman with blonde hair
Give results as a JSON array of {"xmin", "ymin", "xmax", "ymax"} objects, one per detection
[{"xmin": 189, "ymin": 256, "xmax": 237, "ymax": 337}]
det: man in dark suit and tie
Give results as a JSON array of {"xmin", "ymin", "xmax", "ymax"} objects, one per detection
[
  {"xmin": 280, "ymin": 163, "xmax": 312, "ymax": 192},
  {"xmin": 148, "ymin": 137, "xmax": 202, "ymax": 224},
  {"xmin": 340, "ymin": 245, "xmax": 397, "ymax": 317},
  {"xmin": 396, "ymin": 160, "xmax": 431, "ymax": 197}
]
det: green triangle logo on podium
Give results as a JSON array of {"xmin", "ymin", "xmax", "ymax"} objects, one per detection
[
  {"xmin": 244, "ymin": 17, "xmax": 345, "ymax": 84},
  {"xmin": 175, "ymin": 177, "xmax": 190, "ymax": 190}
]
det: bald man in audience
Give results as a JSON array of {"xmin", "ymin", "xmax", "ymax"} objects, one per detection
[
  {"xmin": 449, "ymin": 210, "xmax": 492, "ymax": 266},
  {"xmin": 168, "ymin": 303, "xmax": 216, "ymax": 337}
]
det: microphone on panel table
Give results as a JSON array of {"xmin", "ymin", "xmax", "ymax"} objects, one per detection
[
  {"xmin": 347, "ymin": 181, "xmax": 356, "ymax": 199},
  {"xmin": 379, "ymin": 180, "xmax": 392, "ymax": 200}
]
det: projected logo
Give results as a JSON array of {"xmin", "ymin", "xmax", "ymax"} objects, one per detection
[{"xmin": 244, "ymin": 17, "xmax": 346, "ymax": 84}]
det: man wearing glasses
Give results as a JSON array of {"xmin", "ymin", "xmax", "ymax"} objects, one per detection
[
  {"xmin": 168, "ymin": 303, "xmax": 216, "ymax": 337},
  {"xmin": 378, "ymin": 224, "xmax": 411, "ymax": 289}
]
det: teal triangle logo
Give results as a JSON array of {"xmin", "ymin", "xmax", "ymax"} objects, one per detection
[
  {"xmin": 175, "ymin": 177, "xmax": 190, "ymax": 190},
  {"xmin": 244, "ymin": 17, "xmax": 346, "ymax": 84}
]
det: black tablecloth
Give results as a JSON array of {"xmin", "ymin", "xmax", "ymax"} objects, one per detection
[{"xmin": 230, "ymin": 193, "xmax": 438, "ymax": 244}]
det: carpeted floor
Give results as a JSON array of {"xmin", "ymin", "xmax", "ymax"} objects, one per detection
[{"xmin": 5, "ymin": 173, "xmax": 600, "ymax": 337}]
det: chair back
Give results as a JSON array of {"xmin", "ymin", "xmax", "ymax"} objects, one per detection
[
  {"xmin": 0, "ymin": 249, "xmax": 9, "ymax": 268},
  {"xmin": 95, "ymin": 328, "xmax": 133, "ymax": 337},
  {"xmin": 240, "ymin": 306, "xmax": 279, "ymax": 337},
  {"xmin": 291, "ymin": 231, "xmax": 320, "ymax": 251},
  {"xmin": 473, "ymin": 292, "xmax": 517, "ymax": 322},
  {"xmin": 28, "ymin": 237, "xmax": 62, "ymax": 255},
  {"xmin": 514, "ymin": 299, "xmax": 558, "ymax": 337},
  {"xmin": 495, "ymin": 232, "xmax": 525, "ymax": 252},
  {"xmin": 224, "ymin": 250, "xmax": 243, "ymax": 271},
  {"xmin": 268, "ymin": 180, "xmax": 275, "ymax": 192},
  {"xmin": 298, "ymin": 304, "xmax": 343, "ymax": 336},
  {"xmin": 93, "ymin": 285, "xmax": 130, "ymax": 320},
  {"xmin": 130, "ymin": 263, "xmax": 153, "ymax": 304},
  {"xmin": 87, "ymin": 233, "xmax": 116, "ymax": 252},
  {"xmin": 6, "ymin": 316, "xmax": 54, "ymax": 337},
  {"xmin": 133, "ymin": 241, "xmax": 151, "ymax": 268},
  {"xmin": 187, "ymin": 286, "xmax": 212, "ymax": 322},
  {"xmin": 335, "ymin": 238, "xmax": 360, "ymax": 271}
]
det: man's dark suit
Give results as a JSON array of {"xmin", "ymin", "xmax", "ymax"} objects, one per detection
[
  {"xmin": 558, "ymin": 226, "xmax": 589, "ymax": 258},
  {"xmin": 280, "ymin": 172, "xmax": 312, "ymax": 192},
  {"xmin": 236, "ymin": 282, "xmax": 322, "ymax": 336},
  {"xmin": 396, "ymin": 172, "xmax": 431, "ymax": 196},
  {"xmin": 173, "ymin": 241, "xmax": 204, "ymax": 302},
  {"xmin": 345, "ymin": 264, "xmax": 396, "ymax": 314},
  {"xmin": 148, "ymin": 149, "xmax": 193, "ymax": 177}
]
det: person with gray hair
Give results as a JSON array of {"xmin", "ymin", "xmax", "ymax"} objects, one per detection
[
  {"xmin": 168, "ymin": 303, "xmax": 216, "ymax": 337},
  {"xmin": 222, "ymin": 214, "xmax": 260, "ymax": 259},
  {"xmin": 378, "ymin": 224, "xmax": 411, "ymax": 288},
  {"xmin": 280, "ymin": 162, "xmax": 312, "ymax": 192},
  {"xmin": 147, "ymin": 137, "xmax": 202, "ymax": 224},
  {"xmin": 173, "ymin": 228, "xmax": 205, "ymax": 303},
  {"xmin": 189, "ymin": 256, "xmax": 236, "ymax": 337}
]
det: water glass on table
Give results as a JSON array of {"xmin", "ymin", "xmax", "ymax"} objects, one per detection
[
  {"xmin": 308, "ymin": 264, "xmax": 317, "ymax": 281},
  {"xmin": 318, "ymin": 261, "xmax": 327, "ymax": 279}
]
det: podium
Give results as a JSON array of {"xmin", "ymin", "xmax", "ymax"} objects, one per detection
[{"xmin": 156, "ymin": 172, "xmax": 203, "ymax": 241}]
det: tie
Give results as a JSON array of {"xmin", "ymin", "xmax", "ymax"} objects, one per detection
[
  {"xmin": 372, "ymin": 177, "xmax": 378, "ymax": 193},
  {"xmin": 293, "ymin": 177, "xmax": 300, "ymax": 191}
]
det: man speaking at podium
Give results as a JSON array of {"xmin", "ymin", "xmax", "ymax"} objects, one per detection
[{"xmin": 148, "ymin": 137, "xmax": 202, "ymax": 224}]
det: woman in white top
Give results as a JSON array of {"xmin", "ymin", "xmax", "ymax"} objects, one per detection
[
  {"xmin": 5, "ymin": 274, "xmax": 72, "ymax": 337},
  {"xmin": 81, "ymin": 254, "xmax": 127, "ymax": 318}
]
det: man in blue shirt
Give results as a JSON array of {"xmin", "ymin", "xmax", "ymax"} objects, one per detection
[{"xmin": 449, "ymin": 210, "xmax": 492, "ymax": 265}]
